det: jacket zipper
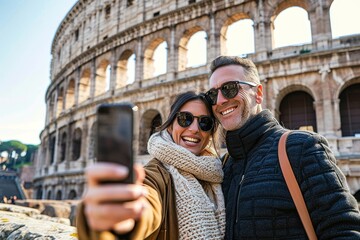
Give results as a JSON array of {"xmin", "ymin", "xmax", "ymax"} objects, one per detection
[{"xmin": 235, "ymin": 174, "xmax": 245, "ymax": 223}]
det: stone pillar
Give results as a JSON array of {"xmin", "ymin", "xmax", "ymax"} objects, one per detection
[
  {"xmin": 319, "ymin": 65, "xmax": 336, "ymax": 137},
  {"xmin": 207, "ymin": 12, "xmax": 220, "ymax": 62},
  {"xmin": 81, "ymin": 119, "xmax": 89, "ymax": 167},
  {"xmin": 90, "ymin": 58, "xmax": 96, "ymax": 98},
  {"xmin": 308, "ymin": 0, "xmax": 332, "ymax": 50},
  {"xmin": 167, "ymin": 25, "xmax": 176, "ymax": 82},
  {"xmin": 110, "ymin": 49, "xmax": 117, "ymax": 93},
  {"xmin": 253, "ymin": 0, "xmax": 272, "ymax": 61},
  {"xmin": 74, "ymin": 67, "xmax": 81, "ymax": 106},
  {"xmin": 135, "ymin": 37, "xmax": 144, "ymax": 86}
]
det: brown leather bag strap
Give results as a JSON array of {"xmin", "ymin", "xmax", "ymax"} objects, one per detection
[{"xmin": 278, "ymin": 131, "xmax": 318, "ymax": 240}]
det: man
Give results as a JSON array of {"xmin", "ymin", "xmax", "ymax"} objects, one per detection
[{"xmin": 205, "ymin": 55, "xmax": 360, "ymax": 239}]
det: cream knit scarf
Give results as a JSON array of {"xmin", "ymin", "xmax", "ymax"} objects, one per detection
[{"xmin": 147, "ymin": 130, "xmax": 225, "ymax": 239}]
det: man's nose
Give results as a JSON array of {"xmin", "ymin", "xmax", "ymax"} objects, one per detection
[{"xmin": 217, "ymin": 90, "xmax": 228, "ymax": 105}]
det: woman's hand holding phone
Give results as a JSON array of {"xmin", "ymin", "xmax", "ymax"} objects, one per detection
[{"xmin": 82, "ymin": 163, "xmax": 148, "ymax": 233}]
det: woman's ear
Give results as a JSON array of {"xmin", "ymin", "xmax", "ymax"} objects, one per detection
[{"xmin": 167, "ymin": 126, "xmax": 173, "ymax": 135}]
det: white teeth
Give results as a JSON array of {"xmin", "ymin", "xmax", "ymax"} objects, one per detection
[
  {"xmin": 221, "ymin": 108, "xmax": 235, "ymax": 115},
  {"xmin": 183, "ymin": 137, "xmax": 200, "ymax": 143}
]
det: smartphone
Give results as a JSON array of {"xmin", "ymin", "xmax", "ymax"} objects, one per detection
[{"xmin": 96, "ymin": 102, "xmax": 136, "ymax": 184}]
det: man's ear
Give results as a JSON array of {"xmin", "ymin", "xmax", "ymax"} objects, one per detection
[{"xmin": 255, "ymin": 84, "xmax": 263, "ymax": 104}]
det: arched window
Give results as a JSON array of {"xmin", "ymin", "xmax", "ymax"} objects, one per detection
[
  {"xmin": 226, "ymin": 19, "xmax": 255, "ymax": 56},
  {"xmin": 330, "ymin": 0, "xmax": 360, "ymax": 38},
  {"xmin": 186, "ymin": 31, "xmax": 207, "ymax": 68},
  {"xmin": 79, "ymin": 69, "xmax": 91, "ymax": 103},
  {"xmin": 49, "ymin": 136, "xmax": 56, "ymax": 165},
  {"xmin": 68, "ymin": 190, "xmax": 77, "ymax": 200},
  {"xmin": 116, "ymin": 51, "xmax": 136, "ymax": 88},
  {"xmin": 36, "ymin": 187, "xmax": 43, "ymax": 199},
  {"xmin": 56, "ymin": 88, "xmax": 64, "ymax": 117},
  {"xmin": 65, "ymin": 79, "xmax": 75, "ymax": 109},
  {"xmin": 72, "ymin": 128, "xmax": 82, "ymax": 160},
  {"xmin": 95, "ymin": 60, "xmax": 110, "ymax": 96},
  {"xmin": 47, "ymin": 190, "xmax": 52, "ymax": 200},
  {"xmin": 153, "ymin": 42, "xmax": 167, "ymax": 76},
  {"xmin": 60, "ymin": 132, "xmax": 67, "ymax": 162},
  {"xmin": 273, "ymin": 7, "xmax": 312, "ymax": 48},
  {"xmin": 279, "ymin": 91, "xmax": 317, "ymax": 132},
  {"xmin": 56, "ymin": 190, "xmax": 62, "ymax": 200},
  {"xmin": 339, "ymin": 83, "xmax": 360, "ymax": 136}
]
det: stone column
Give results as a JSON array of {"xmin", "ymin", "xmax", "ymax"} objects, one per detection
[
  {"xmin": 308, "ymin": 0, "xmax": 332, "ymax": 50},
  {"xmin": 319, "ymin": 64, "xmax": 336, "ymax": 137},
  {"xmin": 253, "ymin": 0, "xmax": 272, "ymax": 61},
  {"xmin": 166, "ymin": 25, "xmax": 176, "ymax": 82},
  {"xmin": 74, "ymin": 67, "xmax": 81, "ymax": 106},
  {"xmin": 135, "ymin": 37, "xmax": 144, "ymax": 87},
  {"xmin": 90, "ymin": 58, "xmax": 96, "ymax": 99},
  {"xmin": 207, "ymin": 12, "xmax": 220, "ymax": 62}
]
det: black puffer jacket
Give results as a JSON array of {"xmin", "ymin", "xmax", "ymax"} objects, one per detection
[{"xmin": 222, "ymin": 110, "xmax": 360, "ymax": 240}]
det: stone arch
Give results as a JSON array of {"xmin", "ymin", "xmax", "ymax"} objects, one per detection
[
  {"xmin": 78, "ymin": 68, "xmax": 91, "ymax": 103},
  {"xmin": 49, "ymin": 94, "xmax": 55, "ymax": 122},
  {"xmin": 269, "ymin": 0, "xmax": 312, "ymax": 49},
  {"xmin": 47, "ymin": 190, "xmax": 52, "ymax": 200},
  {"xmin": 49, "ymin": 135, "xmax": 56, "ymax": 165},
  {"xmin": 68, "ymin": 189, "xmax": 77, "ymax": 200},
  {"xmin": 339, "ymin": 82, "xmax": 360, "ymax": 136},
  {"xmin": 275, "ymin": 84, "xmax": 315, "ymax": 118},
  {"xmin": 116, "ymin": 49, "xmax": 136, "ymax": 88},
  {"xmin": 138, "ymin": 109, "xmax": 162, "ymax": 154},
  {"xmin": 279, "ymin": 90, "xmax": 317, "ymax": 132},
  {"xmin": 220, "ymin": 13, "xmax": 254, "ymax": 56},
  {"xmin": 56, "ymin": 87, "xmax": 64, "ymax": 117},
  {"xmin": 215, "ymin": 1, "xmax": 255, "ymax": 55},
  {"xmin": 60, "ymin": 131, "xmax": 67, "ymax": 162},
  {"xmin": 272, "ymin": 6, "xmax": 312, "ymax": 48},
  {"xmin": 143, "ymin": 38, "xmax": 167, "ymax": 79},
  {"xmin": 178, "ymin": 26, "xmax": 207, "ymax": 71},
  {"xmin": 55, "ymin": 190, "xmax": 62, "ymax": 200},
  {"xmin": 95, "ymin": 58, "xmax": 111, "ymax": 96},
  {"xmin": 65, "ymin": 78, "xmax": 76, "ymax": 109},
  {"xmin": 72, "ymin": 128, "xmax": 82, "ymax": 161},
  {"xmin": 36, "ymin": 186, "xmax": 43, "ymax": 199}
]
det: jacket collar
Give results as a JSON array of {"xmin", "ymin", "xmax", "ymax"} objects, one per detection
[{"xmin": 225, "ymin": 110, "xmax": 279, "ymax": 160}]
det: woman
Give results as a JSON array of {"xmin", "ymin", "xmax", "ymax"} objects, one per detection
[{"xmin": 77, "ymin": 91, "xmax": 225, "ymax": 240}]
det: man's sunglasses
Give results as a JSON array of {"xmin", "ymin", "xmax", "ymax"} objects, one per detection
[
  {"xmin": 205, "ymin": 81, "xmax": 257, "ymax": 105},
  {"xmin": 176, "ymin": 111, "xmax": 214, "ymax": 132}
]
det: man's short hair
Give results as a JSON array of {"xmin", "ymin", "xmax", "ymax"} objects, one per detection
[{"xmin": 209, "ymin": 56, "xmax": 261, "ymax": 84}]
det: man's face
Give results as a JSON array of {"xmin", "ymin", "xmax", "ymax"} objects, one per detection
[{"xmin": 208, "ymin": 65, "xmax": 263, "ymax": 131}]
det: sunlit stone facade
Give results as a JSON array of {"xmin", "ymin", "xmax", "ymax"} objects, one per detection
[{"xmin": 34, "ymin": 0, "xmax": 360, "ymax": 201}]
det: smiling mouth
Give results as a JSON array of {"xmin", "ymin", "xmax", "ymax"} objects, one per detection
[
  {"xmin": 221, "ymin": 107, "xmax": 237, "ymax": 116},
  {"xmin": 182, "ymin": 136, "xmax": 200, "ymax": 143}
]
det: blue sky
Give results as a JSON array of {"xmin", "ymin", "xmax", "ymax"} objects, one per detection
[
  {"xmin": 0, "ymin": 1, "xmax": 77, "ymax": 145},
  {"xmin": 0, "ymin": 0, "xmax": 359, "ymax": 145}
]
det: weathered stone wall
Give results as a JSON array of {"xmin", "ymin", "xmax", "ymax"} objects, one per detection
[{"xmin": 0, "ymin": 203, "xmax": 77, "ymax": 239}]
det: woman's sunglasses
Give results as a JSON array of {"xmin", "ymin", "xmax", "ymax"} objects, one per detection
[
  {"xmin": 205, "ymin": 80, "xmax": 257, "ymax": 105},
  {"xmin": 176, "ymin": 111, "xmax": 214, "ymax": 132}
]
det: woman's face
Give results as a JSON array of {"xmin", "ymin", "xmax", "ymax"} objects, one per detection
[{"xmin": 168, "ymin": 99, "xmax": 212, "ymax": 156}]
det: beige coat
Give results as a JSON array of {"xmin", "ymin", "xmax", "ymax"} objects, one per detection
[{"xmin": 76, "ymin": 158, "xmax": 179, "ymax": 240}]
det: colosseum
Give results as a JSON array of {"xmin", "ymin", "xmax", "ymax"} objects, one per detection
[{"xmin": 33, "ymin": 0, "xmax": 360, "ymax": 201}]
